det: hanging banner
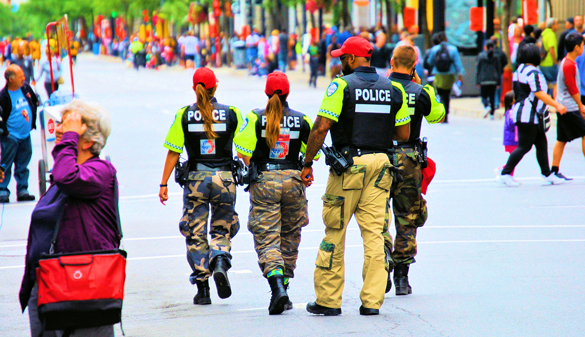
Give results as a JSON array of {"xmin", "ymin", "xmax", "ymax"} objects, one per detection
[
  {"xmin": 403, "ymin": 7, "xmax": 417, "ymax": 29},
  {"xmin": 470, "ymin": 7, "xmax": 485, "ymax": 32},
  {"xmin": 522, "ymin": 0, "xmax": 538, "ymax": 25}
]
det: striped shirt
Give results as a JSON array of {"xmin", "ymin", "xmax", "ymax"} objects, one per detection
[{"xmin": 512, "ymin": 64, "xmax": 547, "ymax": 124}]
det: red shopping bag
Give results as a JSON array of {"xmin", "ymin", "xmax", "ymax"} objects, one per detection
[{"xmin": 36, "ymin": 249, "xmax": 127, "ymax": 331}]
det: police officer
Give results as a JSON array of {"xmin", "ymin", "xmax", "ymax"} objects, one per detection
[
  {"xmin": 385, "ymin": 44, "xmax": 445, "ymax": 295},
  {"xmin": 159, "ymin": 67, "xmax": 243, "ymax": 305},
  {"xmin": 301, "ymin": 37, "xmax": 411, "ymax": 316},
  {"xmin": 233, "ymin": 72, "xmax": 319, "ymax": 315}
]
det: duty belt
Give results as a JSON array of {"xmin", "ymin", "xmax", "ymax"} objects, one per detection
[
  {"xmin": 193, "ymin": 163, "xmax": 232, "ymax": 172},
  {"xmin": 257, "ymin": 162, "xmax": 300, "ymax": 172},
  {"xmin": 348, "ymin": 147, "xmax": 389, "ymax": 157}
]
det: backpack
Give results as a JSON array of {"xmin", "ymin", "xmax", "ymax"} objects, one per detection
[
  {"xmin": 434, "ymin": 43, "xmax": 452, "ymax": 72},
  {"xmin": 537, "ymin": 36, "xmax": 547, "ymax": 61}
]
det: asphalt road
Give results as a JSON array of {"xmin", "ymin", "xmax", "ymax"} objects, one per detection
[{"xmin": 1, "ymin": 55, "xmax": 584, "ymax": 337}]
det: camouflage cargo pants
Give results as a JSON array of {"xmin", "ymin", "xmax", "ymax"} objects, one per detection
[
  {"xmin": 180, "ymin": 171, "xmax": 240, "ymax": 283},
  {"xmin": 248, "ymin": 169, "xmax": 309, "ymax": 278},
  {"xmin": 385, "ymin": 148, "xmax": 428, "ymax": 265}
]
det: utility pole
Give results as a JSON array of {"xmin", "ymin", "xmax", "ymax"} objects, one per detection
[
  {"xmin": 433, "ymin": 0, "xmax": 445, "ymax": 33},
  {"xmin": 486, "ymin": 0, "xmax": 494, "ymax": 39}
]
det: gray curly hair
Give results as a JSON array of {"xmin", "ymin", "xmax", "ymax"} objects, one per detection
[{"xmin": 61, "ymin": 99, "xmax": 111, "ymax": 155}]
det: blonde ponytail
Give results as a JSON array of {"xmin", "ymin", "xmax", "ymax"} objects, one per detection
[
  {"xmin": 195, "ymin": 83, "xmax": 218, "ymax": 139},
  {"xmin": 265, "ymin": 94, "xmax": 284, "ymax": 149}
]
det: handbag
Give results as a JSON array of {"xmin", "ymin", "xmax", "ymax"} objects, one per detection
[
  {"xmin": 536, "ymin": 105, "xmax": 551, "ymax": 133},
  {"xmin": 36, "ymin": 178, "xmax": 126, "ymax": 331}
]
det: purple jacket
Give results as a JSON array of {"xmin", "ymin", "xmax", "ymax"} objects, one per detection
[
  {"xmin": 503, "ymin": 109, "xmax": 518, "ymax": 146},
  {"xmin": 19, "ymin": 132, "xmax": 119, "ymax": 311}
]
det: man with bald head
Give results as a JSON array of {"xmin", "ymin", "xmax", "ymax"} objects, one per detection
[
  {"xmin": 11, "ymin": 42, "xmax": 35, "ymax": 86},
  {"xmin": 385, "ymin": 44, "xmax": 445, "ymax": 296},
  {"xmin": 0, "ymin": 65, "xmax": 39, "ymax": 203}
]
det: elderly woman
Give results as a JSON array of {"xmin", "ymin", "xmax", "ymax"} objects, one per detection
[{"xmin": 19, "ymin": 99, "xmax": 119, "ymax": 337}]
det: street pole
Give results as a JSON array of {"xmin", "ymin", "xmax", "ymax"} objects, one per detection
[
  {"xmin": 486, "ymin": 0, "xmax": 494, "ymax": 39},
  {"xmin": 477, "ymin": 0, "xmax": 484, "ymax": 51},
  {"xmin": 433, "ymin": 0, "xmax": 445, "ymax": 33}
]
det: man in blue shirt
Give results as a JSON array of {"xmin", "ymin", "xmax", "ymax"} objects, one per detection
[
  {"xmin": 425, "ymin": 32, "xmax": 465, "ymax": 123},
  {"xmin": 0, "ymin": 65, "xmax": 38, "ymax": 202},
  {"xmin": 576, "ymin": 37, "xmax": 585, "ymax": 105}
]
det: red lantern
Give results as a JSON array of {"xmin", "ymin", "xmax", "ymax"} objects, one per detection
[
  {"xmin": 522, "ymin": 0, "xmax": 538, "ymax": 25},
  {"xmin": 214, "ymin": 8, "xmax": 221, "ymax": 17},
  {"xmin": 153, "ymin": 14, "xmax": 158, "ymax": 25},
  {"xmin": 469, "ymin": 7, "xmax": 485, "ymax": 32},
  {"xmin": 403, "ymin": 7, "xmax": 416, "ymax": 29},
  {"xmin": 213, "ymin": 0, "xmax": 220, "ymax": 10},
  {"xmin": 306, "ymin": 0, "xmax": 319, "ymax": 14}
]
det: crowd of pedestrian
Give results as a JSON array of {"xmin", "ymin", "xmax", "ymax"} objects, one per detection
[{"xmin": 497, "ymin": 14, "xmax": 585, "ymax": 187}]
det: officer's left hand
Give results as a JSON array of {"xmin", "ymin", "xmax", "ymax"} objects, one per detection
[
  {"xmin": 301, "ymin": 167, "xmax": 313, "ymax": 187},
  {"xmin": 413, "ymin": 70, "xmax": 422, "ymax": 85}
]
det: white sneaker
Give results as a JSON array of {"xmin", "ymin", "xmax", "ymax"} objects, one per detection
[
  {"xmin": 543, "ymin": 174, "xmax": 565, "ymax": 185},
  {"xmin": 498, "ymin": 174, "xmax": 520, "ymax": 187}
]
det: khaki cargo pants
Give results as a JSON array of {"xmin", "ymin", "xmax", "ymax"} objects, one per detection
[{"xmin": 314, "ymin": 153, "xmax": 394, "ymax": 309}]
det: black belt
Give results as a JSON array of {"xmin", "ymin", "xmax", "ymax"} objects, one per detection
[
  {"xmin": 193, "ymin": 163, "xmax": 231, "ymax": 172},
  {"xmin": 256, "ymin": 163, "xmax": 300, "ymax": 172},
  {"xmin": 348, "ymin": 147, "xmax": 388, "ymax": 157}
]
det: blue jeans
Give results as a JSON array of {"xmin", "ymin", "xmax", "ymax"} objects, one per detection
[
  {"xmin": 278, "ymin": 53, "xmax": 287, "ymax": 72},
  {"xmin": 0, "ymin": 135, "xmax": 32, "ymax": 196},
  {"xmin": 540, "ymin": 65, "xmax": 558, "ymax": 85}
]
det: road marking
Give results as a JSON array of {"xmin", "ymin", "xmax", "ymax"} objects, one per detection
[
  {"xmin": 231, "ymin": 270, "xmax": 253, "ymax": 274},
  {"xmin": 3, "ymin": 175, "xmax": 581, "ymax": 209},
  {"xmin": 3, "ymin": 225, "xmax": 585, "ymax": 249},
  {"xmin": 3, "ymin": 237, "xmax": 583, "ymax": 271}
]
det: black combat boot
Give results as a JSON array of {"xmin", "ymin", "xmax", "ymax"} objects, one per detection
[
  {"xmin": 283, "ymin": 282, "xmax": 293, "ymax": 310},
  {"xmin": 193, "ymin": 279, "xmax": 211, "ymax": 305},
  {"xmin": 385, "ymin": 245, "xmax": 394, "ymax": 294},
  {"xmin": 306, "ymin": 302, "xmax": 342, "ymax": 316},
  {"xmin": 267, "ymin": 274, "xmax": 289, "ymax": 315},
  {"xmin": 394, "ymin": 264, "xmax": 412, "ymax": 296},
  {"xmin": 212, "ymin": 255, "xmax": 232, "ymax": 299}
]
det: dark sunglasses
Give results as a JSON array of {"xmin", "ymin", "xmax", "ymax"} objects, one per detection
[{"xmin": 339, "ymin": 54, "xmax": 348, "ymax": 62}]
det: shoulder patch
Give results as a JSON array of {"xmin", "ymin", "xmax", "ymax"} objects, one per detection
[
  {"xmin": 239, "ymin": 117, "xmax": 249, "ymax": 132},
  {"xmin": 327, "ymin": 82, "xmax": 339, "ymax": 97}
]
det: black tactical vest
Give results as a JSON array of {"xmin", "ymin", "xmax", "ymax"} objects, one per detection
[
  {"xmin": 401, "ymin": 79, "xmax": 424, "ymax": 141},
  {"xmin": 251, "ymin": 106, "xmax": 306, "ymax": 165},
  {"xmin": 330, "ymin": 67, "xmax": 398, "ymax": 151},
  {"xmin": 182, "ymin": 98, "xmax": 238, "ymax": 167}
]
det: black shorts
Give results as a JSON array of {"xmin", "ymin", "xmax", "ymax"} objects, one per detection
[
  {"xmin": 557, "ymin": 110, "xmax": 585, "ymax": 142},
  {"xmin": 185, "ymin": 54, "xmax": 195, "ymax": 61}
]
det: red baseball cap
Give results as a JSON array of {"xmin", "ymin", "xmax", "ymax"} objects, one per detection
[
  {"xmin": 192, "ymin": 67, "xmax": 218, "ymax": 89},
  {"xmin": 331, "ymin": 36, "xmax": 373, "ymax": 58},
  {"xmin": 265, "ymin": 71, "xmax": 290, "ymax": 96},
  {"xmin": 421, "ymin": 157, "xmax": 436, "ymax": 195}
]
